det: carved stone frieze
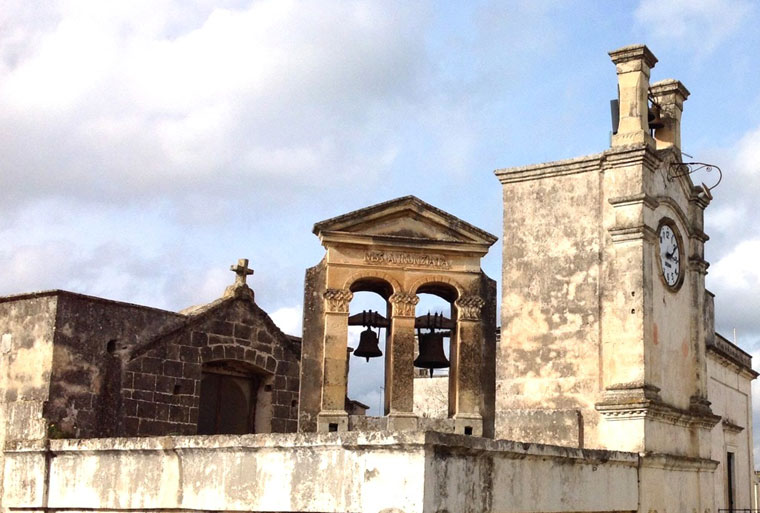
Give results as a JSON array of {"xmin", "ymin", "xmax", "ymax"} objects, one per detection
[
  {"xmin": 456, "ymin": 295, "xmax": 485, "ymax": 321},
  {"xmin": 389, "ymin": 292, "xmax": 419, "ymax": 317},
  {"xmin": 323, "ymin": 288, "xmax": 353, "ymax": 314}
]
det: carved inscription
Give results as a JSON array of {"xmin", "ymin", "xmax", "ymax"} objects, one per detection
[{"xmin": 364, "ymin": 251, "xmax": 450, "ymax": 269}]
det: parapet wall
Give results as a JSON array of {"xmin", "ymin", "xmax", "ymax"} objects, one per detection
[{"xmin": 3, "ymin": 431, "xmax": 639, "ymax": 513}]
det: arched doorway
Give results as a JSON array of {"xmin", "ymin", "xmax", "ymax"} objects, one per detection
[{"xmin": 197, "ymin": 360, "xmax": 270, "ymax": 435}]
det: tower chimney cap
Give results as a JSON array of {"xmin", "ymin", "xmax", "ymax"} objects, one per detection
[{"xmin": 608, "ymin": 44, "xmax": 658, "ymax": 69}]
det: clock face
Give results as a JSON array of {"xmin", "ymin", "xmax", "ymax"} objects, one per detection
[{"xmin": 658, "ymin": 224, "xmax": 681, "ymax": 288}]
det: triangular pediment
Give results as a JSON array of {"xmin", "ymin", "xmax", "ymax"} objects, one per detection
[{"xmin": 313, "ymin": 196, "xmax": 497, "ymax": 246}]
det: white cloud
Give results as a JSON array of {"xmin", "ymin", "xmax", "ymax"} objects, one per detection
[
  {"xmin": 704, "ymin": 123, "xmax": 760, "ymax": 345},
  {"xmin": 710, "ymin": 240, "xmax": 760, "ymax": 292},
  {"xmin": 635, "ymin": 0, "xmax": 754, "ymax": 54},
  {"xmin": 0, "ymin": 0, "xmax": 429, "ymax": 209},
  {"xmin": 709, "ymin": 239, "xmax": 760, "ymax": 338},
  {"xmin": 270, "ymin": 306, "xmax": 302, "ymax": 336},
  {"xmin": 734, "ymin": 126, "xmax": 760, "ymax": 181}
]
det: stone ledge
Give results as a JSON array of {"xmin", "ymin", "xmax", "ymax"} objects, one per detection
[
  {"xmin": 3, "ymin": 430, "xmax": 641, "ymax": 513},
  {"xmin": 6, "ymin": 430, "xmax": 639, "ymax": 465},
  {"xmin": 494, "ymin": 152, "xmax": 604, "ymax": 184}
]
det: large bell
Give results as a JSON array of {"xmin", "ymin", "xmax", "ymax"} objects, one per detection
[
  {"xmin": 354, "ymin": 328, "xmax": 382, "ymax": 362},
  {"xmin": 414, "ymin": 332, "xmax": 450, "ymax": 377}
]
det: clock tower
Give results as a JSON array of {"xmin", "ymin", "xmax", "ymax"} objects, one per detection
[{"xmin": 495, "ymin": 44, "xmax": 718, "ymax": 489}]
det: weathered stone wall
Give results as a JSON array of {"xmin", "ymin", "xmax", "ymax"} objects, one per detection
[
  {"xmin": 413, "ymin": 375, "xmax": 448, "ymax": 418},
  {"xmin": 0, "ymin": 293, "xmax": 58, "ymax": 511},
  {"xmin": 496, "ymin": 156, "xmax": 602, "ymax": 446},
  {"xmin": 46, "ymin": 292, "xmax": 183, "ymax": 438},
  {"xmin": 0, "ymin": 294, "xmax": 58, "ymax": 443},
  {"xmin": 298, "ymin": 259, "xmax": 327, "ymax": 432},
  {"xmin": 124, "ymin": 297, "xmax": 301, "ymax": 436},
  {"xmin": 2, "ymin": 431, "xmax": 640, "ymax": 513},
  {"xmin": 1, "ymin": 290, "xmax": 300, "ymax": 446},
  {"xmin": 478, "ymin": 270, "xmax": 497, "ymax": 438},
  {"xmin": 707, "ymin": 340, "xmax": 756, "ymax": 510}
]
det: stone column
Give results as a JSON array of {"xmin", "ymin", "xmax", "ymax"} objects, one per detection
[
  {"xmin": 451, "ymin": 295, "xmax": 485, "ymax": 436},
  {"xmin": 609, "ymin": 44, "xmax": 657, "ymax": 148},
  {"xmin": 317, "ymin": 288, "xmax": 352, "ymax": 432},
  {"xmin": 386, "ymin": 291, "xmax": 419, "ymax": 431},
  {"xmin": 650, "ymin": 79, "xmax": 690, "ymax": 151}
]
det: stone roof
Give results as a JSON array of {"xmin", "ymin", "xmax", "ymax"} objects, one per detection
[{"xmin": 0, "ymin": 289, "xmax": 181, "ymax": 316}]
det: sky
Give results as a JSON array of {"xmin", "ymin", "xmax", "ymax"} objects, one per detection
[{"xmin": 2, "ymin": 0, "xmax": 759, "ymax": 451}]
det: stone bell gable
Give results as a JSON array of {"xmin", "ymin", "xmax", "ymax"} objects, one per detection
[{"xmin": 300, "ymin": 196, "xmax": 498, "ymax": 436}]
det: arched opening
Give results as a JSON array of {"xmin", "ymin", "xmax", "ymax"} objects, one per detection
[
  {"xmin": 413, "ymin": 283, "xmax": 458, "ymax": 420},
  {"xmin": 346, "ymin": 278, "xmax": 392, "ymax": 417},
  {"xmin": 197, "ymin": 360, "xmax": 271, "ymax": 435}
]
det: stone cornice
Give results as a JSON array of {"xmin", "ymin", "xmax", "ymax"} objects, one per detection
[
  {"xmin": 494, "ymin": 153, "xmax": 603, "ymax": 184},
  {"xmin": 638, "ymin": 452, "xmax": 719, "ymax": 472},
  {"xmin": 603, "ymin": 144, "xmax": 661, "ymax": 169},
  {"xmin": 495, "ymin": 144, "xmax": 666, "ymax": 185},
  {"xmin": 608, "ymin": 192, "xmax": 659, "ymax": 210},
  {"xmin": 609, "ymin": 44, "xmax": 658, "ymax": 69},
  {"xmin": 608, "ymin": 225, "xmax": 657, "ymax": 244},
  {"xmin": 650, "ymin": 79, "xmax": 690, "ymax": 106},
  {"xmin": 707, "ymin": 332, "xmax": 758, "ymax": 378},
  {"xmin": 721, "ymin": 418, "xmax": 745, "ymax": 433},
  {"xmin": 596, "ymin": 386, "xmax": 720, "ymax": 429},
  {"xmin": 688, "ymin": 256, "xmax": 709, "ymax": 275}
]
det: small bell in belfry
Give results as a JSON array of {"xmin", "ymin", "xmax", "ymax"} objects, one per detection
[{"xmin": 354, "ymin": 327, "xmax": 382, "ymax": 362}]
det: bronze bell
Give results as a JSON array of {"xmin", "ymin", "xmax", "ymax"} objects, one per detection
[
  {"xmin": 648, "ymin": 104, "xmax": 665, "ymax": 130},
  {"xmin": 354, "ymin": 328, "xmax": 382, "ymax": 362},
  {"xmin": 414, "ymin": 332, "xmax": 450, "ymax": 377}
]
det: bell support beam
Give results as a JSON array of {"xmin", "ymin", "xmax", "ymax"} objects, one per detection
[
  {"xmin": 386, "ymin": 292, "xmax": 419, "ymax": 430},
  {"xmin": 450, "ymin": 295, "xmax": 486, "ymax": 436},
  {"xmin": 317, "ymin": 288, "xmax": 353, "ymax": 432}
]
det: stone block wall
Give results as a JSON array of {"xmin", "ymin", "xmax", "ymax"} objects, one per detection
[
  {"xmin": 0, "ymin": 289, "xmax": 301, "ymax": 444},
  {"xmin": 124, "ymin": 297, "xmax": 301, "ymax": 436},
  {"xmin": 0, "ymin": 294, "xmax": 59, "ymax": 444},
  {"xmin": 45, "ymin": 292, "xmax": 184, "ymax": 438}
]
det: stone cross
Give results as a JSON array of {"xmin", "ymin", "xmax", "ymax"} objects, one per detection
[{"xmin": 230, "ymin": 258, "xmax": 254, "ymax": 287}]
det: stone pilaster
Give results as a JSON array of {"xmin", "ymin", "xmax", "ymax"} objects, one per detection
[
  {"xmin": 450, "ymin": 295, "xmax": 485, "ymax": 436},
  {"xmin": 386, "ymin": 292, "xmax": 418, "ymax": 430},
  {"xmin": 317, "ymin": 288, "xmax": 352, "ymax": 432},
  {"xmin": 609, "ymin": 44, "xmax": 657, "ymax": 148},
  {"xmin": 650, "ymin": 79, "xmax": 690, "ymax": 151}
]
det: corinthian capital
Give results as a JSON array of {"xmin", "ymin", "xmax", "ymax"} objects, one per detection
[
  {"xmin": 389, "ymin": 291, "xmax": 419, "ymax": 318},
  {"xmin": 324, "ymin": 288, "xmax": 353, "ymax": 314},
  {"xmin": 456, "ymin": 295, "xmax": 485, "ymax": 321}
]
